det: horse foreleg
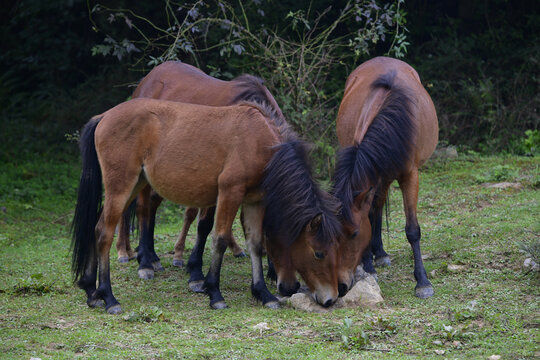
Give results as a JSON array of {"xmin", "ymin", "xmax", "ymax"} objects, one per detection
[
  {"xmin": 204, "ymin": 185, "xmax": 244, "ymax": 309},
  {"xmin": 241, "ymin": 203, "xmax": 279, "ymax": 309},
  {"xmin": 173, "ymin": 207, "xmax": 199, "ymax": 267},
  {"xmin": 398, "ymin": 168, "xmax": 433, "ymax": 298},
  {"xmin": 372, "ymin": 182, "xmax": 392, "ymax": 267},
  {"xmin": 186, "ymin": 207, "xmax": 215, "ymax": 293}
]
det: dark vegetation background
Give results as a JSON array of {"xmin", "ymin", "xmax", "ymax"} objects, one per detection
[{"xmin": 0, "ymin": 0, "xmax": 538, "ymax": 168}]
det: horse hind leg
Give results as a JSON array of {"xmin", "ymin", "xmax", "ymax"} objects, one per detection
[
  {"xmin": 230, "ymin": 235, "xmax": 246, "ymax": 258},
  {"xmin": 172, "ymin": 207, "xmax": 199, "ymax": 267},
  {"xmin": 398, "ymin": 168, "xmax": 434, "ymax": 298},
  {"xmin": 116, "ymin": 200, "xmax": 137, "ymax": 263},
  {"xmin": 241, "ymin": 203, "xmax": 279, "ymax": 309},
  {"xmin": 95, "ymin": 192, "xmax": 138, "ymax": 314}
]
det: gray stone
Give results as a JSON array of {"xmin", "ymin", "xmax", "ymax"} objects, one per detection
[
  {"xmin": 432, "ymin": 146, "xmax": 458, "ymax": 159},
  {"xmin": 286, "ymin": 274, "xmax": 384, "ymax": 312},
  {"xmin": 483, "ymin": 182, "xmax": 522, "ymax": 189}
]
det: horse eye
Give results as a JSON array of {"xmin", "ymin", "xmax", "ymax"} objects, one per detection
[
  {"xmin": 351, "ymin": 230, "xmax": 359, "ymax": 238},
  {"xmin": 314, "ymin": 251, "xmax": 325, "ymax": 260}
]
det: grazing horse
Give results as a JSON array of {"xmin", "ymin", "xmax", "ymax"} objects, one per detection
[
  {"xmin": 71, "ymin": 99, "xmax": 341, "ymax": 313},
  {"xmin": 117, "ymin": 62, "xmax": 285, "ymax": 280},
  {"xmin": 332, "ymin": 57, "xmax": 438, "ymax": 298}
]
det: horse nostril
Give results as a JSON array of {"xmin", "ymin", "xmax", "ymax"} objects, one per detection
[
  {"xmin": 322, "ymin": 299, "xmax": 334, "ymax": 308},
  {"xmin": 338, "ymin": 283, "xmax": 348, "ymax": 297}
]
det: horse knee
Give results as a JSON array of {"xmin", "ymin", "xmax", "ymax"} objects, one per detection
[
  {"xmin": 213, "ymin": 236, "xmax": 228, "ymax": 253},
  {"xmin": 405, "ymin": 224, "xmax": 421, "ymax": 244}
]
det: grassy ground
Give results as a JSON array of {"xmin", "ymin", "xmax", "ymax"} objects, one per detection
[{"xmin": 0, "ymin": 153, "xmax": 538, "ymax": 359}]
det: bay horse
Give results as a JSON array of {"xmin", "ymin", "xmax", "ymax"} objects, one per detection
[
  {"xmin": 71, "ymin": 99, "xmax": 342, "ymax": 313},
  {"xmin": 332, "ymin": 57, "xmax": 438, "ymax": 298},
  {"xmin": 117, "ymin": 61, "xmax": 285, "ymax": 281}
]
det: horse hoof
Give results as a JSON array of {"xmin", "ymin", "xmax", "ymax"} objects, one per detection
[
  {"xmin": 106, "ymin": 304, "xmax": 122, "ymax": 315},
  {"xmin": 138, "ymin": 268, "xmax": 155, "ymax": 280},
  {"xmin": 211, "ymin": 301, "xmax": 228, "ymax": 310},
  {"xmin": 172, "ymin": 259, "xmax": 184, "ymax": 268},
  {"xmin": 188, "ymin": 280, "xmax": 205, "ymax": 293},
  {"xmin": 415, "ymin": 286, "xmax": 434, "ymax": 298},
  {"xmin": 118, "ymin": 256, "xmax": 130, "ymax": 263},
  {"xmin": 152, "ymin": 261, "xmax": 164, "ymax": 272},
  {"xmin": 234, "ymin": 251, "xmax": 247, "ymax": 258},
  {"xmin": 374, "ymin": 256, "xmax": 391, "ymax": 267},
  {"xmin": 87, "ymin": 299, "xmax": 105, "ymax": 308},
  {"xmin": 264, "ymin": 301, "xmax": 280, "ymax": 309}
]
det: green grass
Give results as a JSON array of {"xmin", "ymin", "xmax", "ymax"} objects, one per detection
[{"xmin": 0, "ymin": 154, "xmax": 539, "ymax": 359}]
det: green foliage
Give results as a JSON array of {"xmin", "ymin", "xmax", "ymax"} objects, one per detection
[
  {"xmin": 123, "ymin": 306, "xmax": 166, "ymax": 323},
  {"xmin": 473, "ymin": 165, "xmax": 520, "ymax": 183},
  {"xmin": 521, "ymin": 129, "xmax": 540, "ymax": 156},
  {"xmin": 405, "ymin": 0, "xmax": 539, "ymax": 153},
  {"xmin": 340, "ymin": 318, "xmax": 370, "ymax": 350},
  {"xmin": 87, "ymin": 0, "xmax": 407, "ymax": 176},
  {"xmin": 517, "ymin": 239, "xmax": 540, "ymax": 265},
  {"xmin": 12, "ymin": 273, "xmax": 53, "ymax": 296}
]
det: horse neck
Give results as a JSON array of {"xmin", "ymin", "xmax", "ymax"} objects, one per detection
[{"xmin": 262, "ymin": 140, "xmax": 339, "ymax": 246}]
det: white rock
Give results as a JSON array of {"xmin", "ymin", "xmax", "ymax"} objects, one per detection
[
  {"xmin": 523, "ymin": 257, "xmax": 539, "ymax": 270},
  {"xmin": 340, "ymin": 274, "xmax": 384, "ymax": 307},
  {"xmin": 447, "ymin": 264, "xmax": 466, "ymax": 272},
  {"xmin": 287, "ymin": 274, "xmax": 383, "ymax": 312},
  {"xmin": 288, "ymin": 293, "xmax": 329, "ymax": 313}
]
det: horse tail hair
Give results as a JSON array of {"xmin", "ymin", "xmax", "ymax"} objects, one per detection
[
  {"xmin": 71, "ymin": 116, "xmax": 103, "ymax": 282},
  {"xmin": 333, "ymin": 71, "xmax": 415, "ymax": 224}
]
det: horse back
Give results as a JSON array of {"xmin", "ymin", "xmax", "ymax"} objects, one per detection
[
  {"xmin": 132, "ymin": 61, "xmax": 284, "ymax": 121},
  {"xmin": 132, "ymin": 61, "xmax": 236, "ymax": 105},
  {"xmin": 337, "ymin": 57, "xmax": 438, "ymax": 167}
]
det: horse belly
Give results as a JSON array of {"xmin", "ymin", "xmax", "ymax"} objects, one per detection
[{"xmin": 143, "ymin": 159, "xmax": 219, "ymax": 208}]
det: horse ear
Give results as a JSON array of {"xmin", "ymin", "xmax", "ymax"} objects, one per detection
[
  {"xmin": 353, "ymin": 187, "xmax": 375, "ymax": 211},
  {"xmin": 306, "ymin": 214, "xmax": 322, "ymax": 234}
]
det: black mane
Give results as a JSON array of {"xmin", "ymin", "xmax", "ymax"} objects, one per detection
[
  {"xmin": 262, "ymin": 140, "xmax": 342, "ymax": 247},
  {"xmin": 332, "ymin": 71, "xmax": 416, "ymax": 224},
  {"xmin": 232, "ymin": 74, "xmax": 266, "ymax": 102},
  {"xmin": 231, "ymin": 74, "xmax": 283, "ymax": 118}
]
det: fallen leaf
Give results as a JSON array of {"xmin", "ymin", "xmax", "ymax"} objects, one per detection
[{"xmin": 253, "ymin": 322, "xmax": 270, "ymax": 335}]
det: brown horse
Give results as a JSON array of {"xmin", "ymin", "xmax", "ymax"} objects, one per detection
[
  {"xmin": 71, "ymin": 99, "xmax": 341, "ymax": 313},
  {"xmin": 117, "ymin": 62, "xmax": 284, "ymax": 279},
  {"xmin": 332, "ymin": 57, "xmax": 438, "ymax": 298}
]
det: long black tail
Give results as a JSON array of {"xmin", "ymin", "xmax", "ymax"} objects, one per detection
[
  {"xmin": 333, "ymin": 71, "xmax": 415, "ymax": 224},
  {"xmin": 71, "ymin": 116, "xmax": 103, "ymax": 282}
]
